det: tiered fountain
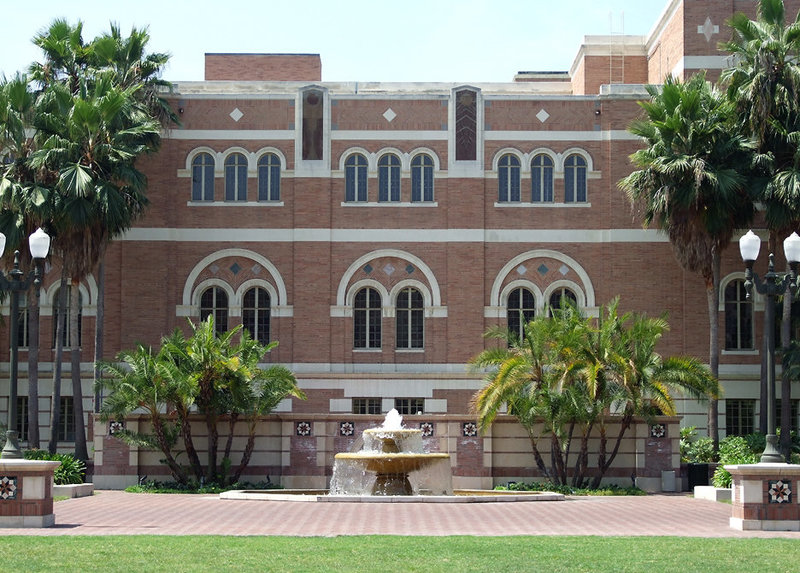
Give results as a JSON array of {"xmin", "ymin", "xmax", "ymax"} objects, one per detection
[
  {"xmin": 329, "ymin": 409, "xmax": 452, "ymax": 496},
  {"xmin": 220, "ymin": 409, "xmax": 563, "ymax": 502}
]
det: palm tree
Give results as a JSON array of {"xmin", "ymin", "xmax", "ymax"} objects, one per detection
[
  {"xmin": 620, "ymin": 72, "xmax": 756, "ymax": 448},
  {"xmin": 31, "ymin": 75, "xmax": 160, "ymax": 460},
  {"xmin": 591, "ymin": 311, "xmax": 720, "ymax": 487},
  {"xmin": 0, "ymin": 74, "xmax": 54, "ymax": 449},
  {"xmin": 721, "ymin": 0, "xmax": 800, "ymax": 456},
  {"xmin": 96, "ymin": 344, "xmax": 188, "ymax": 483}
]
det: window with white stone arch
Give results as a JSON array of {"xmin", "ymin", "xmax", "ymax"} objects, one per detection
[
  {"xmin": 498, "ymin": 153, "xmax": 521, "ymax": 202},
  {"xmin": 257, "ymin": 153, "xmax": 281, "ymax": 201},
  {"xmin": 411, "ymin": 153, "xmax": 434, "ymax": 202},
  {"xmin": 354, "ymin": 286, "xmax": 382, "ymax": 349},
  {"xmin": 224, "ymin": 152, "xmax": 248, "ymax": 201},
  {"xmin": 192, "ymin": 152, "xmax": 215, "ymax": 201},
  {"xmin": 378, "ymin": 153, "xmax": 401, "ymax": 202},
  {"xmin": 345, "ymin": 153, "xmax": 368, "ymax": 202},
  {"xmin": 396, "ymin": 286, "xmax": 423, "ymax": 349}
]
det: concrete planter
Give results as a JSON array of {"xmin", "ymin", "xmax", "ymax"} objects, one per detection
[
  {"xmin": 693, "ymin": 485, "xmax": 731, "ymax": 502},
  {"xmin": 53, "ymin": 483, "xmax": 94, "ymax": 498}
]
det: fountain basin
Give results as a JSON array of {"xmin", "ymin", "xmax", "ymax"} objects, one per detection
[
  {"xmin": 220, "ymin": 489, "xmax": 565, "ymax": 503},
  {"xmin": 334, "ymin": 452, "xmax": 450, "ymax": 475}
]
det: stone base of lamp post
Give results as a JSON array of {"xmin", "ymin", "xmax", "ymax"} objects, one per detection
[
  {"xmin": 726, "ymin": 463, "xmax": 800, "ymax": 531},
  {"xmin": 0, "ymin": 459, "xmax": 61, "ymax": 527}
]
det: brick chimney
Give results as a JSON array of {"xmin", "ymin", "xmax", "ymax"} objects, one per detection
[{"xmin": 204, "ymin": 53, "xmax": 322, "ymax": 81}]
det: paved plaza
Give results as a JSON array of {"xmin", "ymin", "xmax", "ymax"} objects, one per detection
[{"xmin": 3, "ymin": 491, "xmax": 800, "ymax": 538}]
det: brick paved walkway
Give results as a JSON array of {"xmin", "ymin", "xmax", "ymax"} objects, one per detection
[{"xmin": 3, "ymin": 491, "xmax": 800, "ymax": 537}]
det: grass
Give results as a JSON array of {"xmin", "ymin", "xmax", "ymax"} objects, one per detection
[{"xmin": 1, "ymin": 536, "xmax": 798, "ymax": 572}]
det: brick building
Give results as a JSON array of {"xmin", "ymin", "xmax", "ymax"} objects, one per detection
[{"xmin": 4, "ymin": 0, "xmax": 800, "ymax": 488}]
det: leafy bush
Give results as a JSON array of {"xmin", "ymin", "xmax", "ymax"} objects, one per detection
[
  {"xmin": 680, "ymin": 426, "xmax": 716, "ymax": 463},
  {"xmin": 711, "ymin": 436, "xmax": 759, "ymax": 488},
  {"xmin": 125, "ymin": 479, "xmax": 281, "ymax": 494},
  {"xmin": 24, "ymin": 450, "xmax": 86, "ymax": 485},
  {"xmin": 495, "ymin": 481, "xmax": 646, "ymax": 496}
]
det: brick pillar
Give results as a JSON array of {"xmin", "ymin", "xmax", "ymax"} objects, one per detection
[{"xmin": 727, "ymin": 463, "xmax": 800, "ymax": 531}]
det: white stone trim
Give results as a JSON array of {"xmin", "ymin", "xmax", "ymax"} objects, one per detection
[
  {"xmin": 179, "ymin": 249, "xmax": 290, "ymax": 315},
  {"xmin": 489, "ymin": 250, "xmax": 595, "ymax": 310}
]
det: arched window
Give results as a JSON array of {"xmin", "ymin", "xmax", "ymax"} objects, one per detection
[
  {"xmin": 52, "ymin": 287, "xmax": 82, "ymax": 348},
  {"xmin": 411, "ymin": 154, "xmax": 434, "ymax": 202},
  {"xmin": 354, "ymin": 287, "xmax": 381, "ymax": 349},
  {"xmin": 378, "ymin": 154, "xmax": 401, "ymax": 202},
  {"xmin": 225, "ymin": 153, "xmax": 248, "ymax": 201},
  {"xmin": 200, "ymin": 286, "xmax": 228, "ymax": 334},
  {"xmin": 549, "ymin": 287, "xmax": 577, "ymax": 315},
  {"xmin": 531, "ymin": 154, "xmax": 554, "ymax": 202},
  {"xmin": 396, "ymin": 287, "xmax": 423, "ymax": 349},
  {"xmin": 257, "ymin": 153, "xmax": 281, "ymax": 201},
  {"xmin": 564, "ymin": 154, "xmax": 587, "ymax": 203},
  {"xmin": 191, "ymin": 152, "xmax": 215, "ymax": 201},
  {"xmin": 725, "ymin": 279, "xmax": 753, "ymax": 350},
  {"xmin": 243, "ymin": 287, "xmax": 271, "ymax": 345},
  {"xmin": 498, "ymin": 154, "xmax": 521, "ymax": 202},
  {"xmin": 345, "ymin": 154, "xmax": 368, "ymax": 202},
  {"xmin": 507, "ymin": 287, "xmax": 536, "ymax": 339}
]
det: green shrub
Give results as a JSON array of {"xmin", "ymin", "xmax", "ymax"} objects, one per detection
[
  {"xmin": 680, "ymin": 426, "xmax": 716, "ymax": 463},
  {"xmin": 24, "ymin": 450, "xmax": 86, "ymax": 485},
  {"xmin": 495, "ymin": 481, "xmax": 645, "ymax": 496},
  {"xmin": 711, "ymin": 436, "xmax": 759, "ymax": 488},
  {"xmin": 125, "ymin": 479, "xmax": 281, "ymax": 494}
]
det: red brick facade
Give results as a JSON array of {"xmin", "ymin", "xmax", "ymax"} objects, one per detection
[{"xmin": 3, "ymin": 1, "xmax": 800, "ymax": 489}]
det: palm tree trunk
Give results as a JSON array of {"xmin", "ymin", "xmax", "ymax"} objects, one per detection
[
  {"xmin": 525, "ymin": 430, "xmax": 550, "ymax": 479},
  {"xmin": 223, "ymin": 412, "xmax": 239, "ymax": 462},
  {"xmin": 93, "ymin": 257, "xmax": 105, "ymax": 413},
  {"xmin": 48, "ymin": 274, "xmax": 68, "ymax": 454},
  {"xmin": 706, "ymin": 251, "xmax": 721, "ymax": 450},
  {"xmin": 232, "ymin": 420, "xmax": 257, "ymax": 483},
  {"xmin": 179, "ymin": 412, "xmax": 205, "ymax": 482},
  {"xmin": 70, "ymin": 280, "xmax": 88, "ymax": 461},
  {"xmin": 592, "ymin": 413, "xmax": 633, "ymax": 489},
  {"xmin": 27, "ymin": 290, "xmax": 41, "ymax": 449},
  {"xmin": 151, "ymin": 415, "xmax": 188, "ymax": 484}
]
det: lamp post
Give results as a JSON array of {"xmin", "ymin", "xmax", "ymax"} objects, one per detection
[
  {"xmin": 0, "ymin": 228, "xmax": 50, "ymax": 459},
  {"xmin": 739, "ymin": 230, "xmax": 800, "ymax": 463}
]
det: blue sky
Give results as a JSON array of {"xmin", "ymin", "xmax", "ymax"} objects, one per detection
[{"xmin": 1, "ymin": 1, "xmax": 672, "ymax": 83}]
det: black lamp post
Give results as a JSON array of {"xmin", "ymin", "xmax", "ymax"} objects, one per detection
[
  {"xmin": 739, "ymin": 230, "xmax": 800, "ymax": 463},
  {"xmin": 0, "ymin": 228, "xmax": 50, "ymax": 459}
]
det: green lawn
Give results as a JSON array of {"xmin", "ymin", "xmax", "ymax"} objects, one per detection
[{"xmin": 1, "ymin": 536, "xmax": 797, "ymax": 572}]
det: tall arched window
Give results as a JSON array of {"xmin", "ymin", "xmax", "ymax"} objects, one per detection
[
  {"xmin": 191, "ymin": 152, "xmax": 215, "ymax": 201},
  {"xmin": 498, "ymin": 154, "xmax": 521, "ymax": 202},
  {"xmin": 345, "ymin": 154, "xmax": 368, "ymax": 202},
  {"xmin": 378, "ymin": 154, "xmax": 401, "ymax": 202},
  {"xmin": 225, "ymin": 153, "xmax": 248, "ymax": 201},
  {"xmin": 564, "ymin": 154, "xmax": 587, "ymax": 203},
  {"xmin": 507, "ymin": 287, "xmax": 535, "ymax": 339},
  {"xmin": 200, "ymin": 286, "xmax": 228, "ymax": 334},
  {"xmin": 531, "ymin": 154, "xmax": 554, "ymax": 202},
  {"xmin": 411, "ymin": 154, "xmax": 434, "ymax": 202},
  {"xmin": 257, "ymin": 153, "xmax": 281, "ymax": 201},
  {"xmin": 354, "ymin": 287, "xmax": 381, "ymax": 348},
  {"xmin": 242, "ymin": 287, "xmax": 271, "ymax": 345},
  {"xmin": 549, "ymin": 287, "xmax": 577, "ymax": 315},
  {"xmin": 396, "ymin": 287, "xmax": 423, "ymax": 349},
  {"xmin": 52, "ymin": 287, "xmax": 82, "ymax": 348},
  {"xmin": 725, "ymin": 279, "xmax": 753, "ymax": 350}
]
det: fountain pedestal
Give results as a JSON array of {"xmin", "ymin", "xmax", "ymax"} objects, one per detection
[
  {"xmin": 330, "ymin": 419, "xmax": 453, "ymax": 496},
  {"xmin": 0, "ymin": 459, "xmax": 61, "ymax": 527}
]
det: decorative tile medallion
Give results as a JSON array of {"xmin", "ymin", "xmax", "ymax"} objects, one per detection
[
  {"xmin": 516, "ymin": 264, "xmax": 527, "ymax": 275},
  {"xmin": 229, "ymin": 107, "xmax": 244, "ymax": 122},
  {"xmin": 229, "ymin": 262, "xmax": 241, "ymax": 275},
  {"xmin": 296, "ymin": 421, "xmax": 312, "ymax": 437},
  {"xmin": 768, "ymin": 480, "xmax": 792, "ymax": 504},
  {"xmin": 363, "ymin": 264, "xmax": 373, "ymax": 274},
  {"xmin": 0, "ymin": 476, "xmax": 18, "ymax": 500},
  {"xmin": 420, "ymin": 422, "xmax": 434, "ymax": 437},
  {"xmin": 383, "ymin": 263, "xmax": 396, "ymax": 276},
  {"xmin": 406, "ymin": 264, "xmax": 415, "ymax": 274},
  {"xmin": 559, "ymin": 264, "xmax": 570, "ymax": 276},
  {"xmin": 462, "ymin": 422, "xmax": 478, "ymax": 437},
  {"xmin": 339, "ymin": 421, "xmax": 355, "ymax": 437},
  {"xmin": 537, "ymin": 263, "xmax": 549, "ymax": 276},
  {"xmin": 650, "ymin": 424, "xmax": 666, "ymax": 439},
  {"xmin": 109, "ymin": 420, "xmax": 125, "ymax": 435}
]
